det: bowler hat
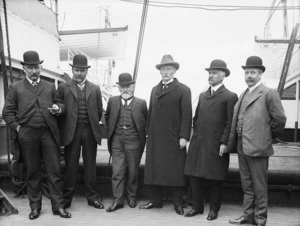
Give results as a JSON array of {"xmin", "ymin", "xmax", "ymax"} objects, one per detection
[
  {"xmin": 156, "ymin": 55, "xmax": 180, "ymax": 70},
  {"xmin": 242, "ymin": 56, "xmax": 265, "ymax": 72},
  {"xmin": 205, "ymin": 59, "xmax": 230, "ymax": 77},
  {"xmin": 69, "ymin": 54, "xmax": 91, "ymax": 68},
  {"xmin": 20, "ymin": 51, "xmax": 43, "ymax": 65},
  {"xmin": 116, "ymin": 73, "xmax": 135, "ymax": 86}
]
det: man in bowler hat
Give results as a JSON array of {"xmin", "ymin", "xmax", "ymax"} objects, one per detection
[
  {"xmin": 228, "ymin": 56, "xmax": 286, "ymax": 226},
  {"xmin": 139, "ymin": 55, "xmax": 192, "ymax": 215},
  {"xmin": 105, "ymin": 73, "xmax": 147, "ymax": 212},
  {"xmin": 2, "ymin": 51, "xmax": 71, "ymax": 219},
  {"xmin": 57, "ymin": 54, "xmax": 104, "ymax": 209},
  {"xmin": 184, "ymin": 59, "xmax": 238, "ymax": 220}
]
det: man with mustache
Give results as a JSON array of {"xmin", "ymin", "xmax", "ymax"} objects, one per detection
[
  {"xmin": 139, "ymin": 55, "xmax": 192, "ymax": 215},
  {"xmin": 57, "ymin": 54, "xmax": 104, "ymax": 210},
  {"xmin": 184, "ymin": 59, "xmax": 238, "ymax": 221},
  {"xmin": 228, "ymin": 56, "xmax": 286, "ymax": 226},
  {"xmin": 2, "ymin": 51, "xmax": 71, "ymax": 219},
  {"xmin": 105, "ymin": 73, "xmax": 147, "ymax": 212}
]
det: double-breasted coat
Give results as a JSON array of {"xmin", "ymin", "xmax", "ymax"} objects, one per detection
[
  {"xmin": 144, "ymin": 78, "xmax": 192, "ymax": 186},
  {"xmin": 57, "ymin": 79, "xmax": 103, "ymax": 146},
  {"xmin": 184, "ymin": 85, "xmax": 238, "ymax": 181},
  {"xmin": 105, "ymin": 95, "xmax": 148, "ymax": 154}
]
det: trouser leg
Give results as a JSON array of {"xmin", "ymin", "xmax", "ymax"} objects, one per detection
[{"xmin": 188, "ymin": 176, "xmax": 204, "ymax": 211}]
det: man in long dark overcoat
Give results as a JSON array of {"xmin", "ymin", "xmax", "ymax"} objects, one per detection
[
  {"xmin": 184, "ymin": 59, "xmax": 238, "ymax": 220},
  {"xmin": 57, "ymin": 54, "xmax": 104, "ymax": 210},
  {"xmin": 139, "ymin": 55, "xmax": 192, "ymax": 215},
  {"xmin": 2, "ymin": 51, "xmax": 71, "ymax": 219}
]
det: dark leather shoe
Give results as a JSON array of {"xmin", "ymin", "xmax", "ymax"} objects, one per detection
[
  {"xmin": 29, "ymin": 209, "xmax": 40, "ymax": 220},
  {"xmin": 139, "ymin": 202, "xmax": 162, "ymax": 209},
  {"xmin": 128, "ymin": 199, "xmax": 137, "ymax": 208},
  {"xmin": 88, "ymin": 200, "xmax": 104, "ymax": 209},
  {"xmin": 53, "ymin": 208, "xmax": 71, "ymax": 218},
  {"xmin": 106, "ymin": 203, "xmax": 124, "ymax": 212},
  {"xmin": 207, "ymin": 210, "xmax": 218, "ymax": 221},
  {"xmin": 184, "ymin": 208, "xmax": 203, "ymax": 217},
  {"xmin": 174, "ymin": 206, "xmax": 184, "ymax": 215},
  {"xmin": 229, "ymin": 216, "xmax": 254, "ymax": 224}
]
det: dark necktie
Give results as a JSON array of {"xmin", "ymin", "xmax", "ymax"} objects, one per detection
[
  {"xmin": 124, "ymin": 99, "xmax": 128, "ymax": 107},
  {"xmin": 32, "ymin": 82, "xmax": 38, "ymax": 86}
]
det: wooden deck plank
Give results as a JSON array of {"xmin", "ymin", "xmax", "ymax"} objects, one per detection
[{"xmin": 0, "ymin": 189, "xmax": 299, "ymax": 226}]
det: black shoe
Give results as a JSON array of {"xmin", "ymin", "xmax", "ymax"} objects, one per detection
[
  {"xmin": 174, "ymin": 206, "xmax": 184, "ymax": 215},
  {"xmin": 229, "ymin": 216, "xmax": 255, "ymax": 225},
  {"xmin": 29, "ymin": 209, "xmax": 40, "ymax": 220},
  {"xmin": 53, "ymin": 208, "xmax": 71, "ymax": 218},
  {"xmin": 184, "ymin": 208, "xmax": 203, "ymax": 217},
  {"xmin": 128, "ymin": 199, "xmax": 137, "ymax": 208},
  {"xmin": 139, "ymin": 202, "xmax": 163, "ymax": 209},
  {"xmin": 207, "ymin": 210, "xmax": 218, "ymax": 221},
  {"xmin": 106, "ymin": 203, "xmax": 124, "ymax": 212},
  {"xmin": 88, "ymin": 200, "xmax": 104, "ymax": 209}
]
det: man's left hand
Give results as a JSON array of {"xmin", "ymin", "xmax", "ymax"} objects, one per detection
[
  {"xmin": 179, "ymin": 138, "xmax": 188, "ymax": 150},
  {"xmin": 219, "ymin": 144, "xmax": 227, "ymax": 157},
  {"xmin": 48, "ymin": 104, "xmax": 61, "ymax": 115}
]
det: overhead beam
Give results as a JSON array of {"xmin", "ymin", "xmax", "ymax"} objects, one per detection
[
  {"xmin": 59, "ymin": 26, "xmax": 128, "ymax": 36},
  {"xmin": 255, "ymin": 36, "xmax": 300, "ymax": 44}
]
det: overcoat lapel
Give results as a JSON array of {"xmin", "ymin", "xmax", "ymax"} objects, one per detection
[
  {"xmin": 155, "ymin": 78, "xmax": 179, "ymax": 98},
  {"xmin": 37, "ymin": 80, "xmax": 45, "ymax": 95}
]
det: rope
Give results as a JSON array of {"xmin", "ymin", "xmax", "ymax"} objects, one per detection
[{"xmin": 3, "ymin": 0, "xmax": 13, "ymax": 84}]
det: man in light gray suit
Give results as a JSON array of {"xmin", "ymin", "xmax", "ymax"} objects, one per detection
[{"xmin": 227, "ymin": 56, "xmax": 286, "ymax": 226}]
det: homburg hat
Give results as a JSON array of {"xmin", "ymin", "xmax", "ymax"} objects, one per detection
[
  {"xmin": 20, "ymin": 51, "xmax": 43, "ymax": 65},
  {"xmin": 69, "ymin": 54, "xmax": 91, "ymax": 68},
  {"xmin": 205, "ymin": 59, "xmax": 230, "ymax": 77},
  {"xmin": 156, "ymin": 54, "xmax": 180, "ymax": 70},
  {"xmin": 242, "ymin": 56, "xmax": 265, "ymax": 72},
  {"xmin": 117, "ymin": 73, "xmax": 135, "ymax": 86}
]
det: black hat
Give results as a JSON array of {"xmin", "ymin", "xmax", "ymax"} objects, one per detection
[
  {"xmin": 156, "ymin": 54, "xmax": 180, "ymax": 70},
  {"xmin": 20, "ymin": 51, "xmax": 43, "ymax": 65},
  {"xmin": 69, "ymin": 54, "xmax": 91, "ymax": 68},
  {"xmin": 242, "ymin": 56, "xmax": 265, "ymax": 72},
  {"xmin": 117, "ymin": 73, "xmax": 135, "ymax": 86},
  {"xmin": 205, "ymin": 59, "xmax": 230, "ymax": 77}
]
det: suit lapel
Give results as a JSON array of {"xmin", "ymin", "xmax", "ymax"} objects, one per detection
[
  {"xmin": 69, "ymin": 80, "xmax": 78, "ymax": 100},
  {"xmin": 23, "ymin": 78, "xmax": 37, "ymax": 94},
  {"xmin": 85, "ymin": 81, "xmax": 92, "ymax": 101},
  {"xmin": 158, "ymin": 78, "xmax": 178, "ymax": 98},
  {"xmin": 245, "ymin": 84, "xmax": 264, "ymax": 109},
  {"xmin": 206, "ymin": 85, "xmax": 225, "ymax": 100},
  {"xmin": 37, "ymin": 80, "xmax": 45, "ymax": 95}
]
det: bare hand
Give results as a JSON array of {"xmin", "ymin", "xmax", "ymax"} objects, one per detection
[
  {"xmin": 179, "ymin": 138, "xmax": 188, "ymax": 150},
  {"xmin": 219, "ymin": 144, "xmax": 227, "ymax": 157},
  {"xmin": 48, "ymin": 104, "xmax": 60, "ymax": 114}
]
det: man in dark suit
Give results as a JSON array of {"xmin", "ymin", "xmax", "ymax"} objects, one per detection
[
  {"xmin": 57, "ymin": 54, "xmax": 104, "ymax": 209},
  {"xmin": 184, "ymin": 59, "xmax": 238, "ymax": 220},
  {"xmin": 105, "ymin": 73, "xmax": 147, "ymax": 212},
  {"xmin": 2, "ymin": 51, "xmax": 71, "ymax": 219},
  {"xmin": 139, "ymin": 55, "xmax": 192, "ymax": 215},
  {"xmin": 228, "ymin": 56, "xmax": 286, "ymax": 226}
]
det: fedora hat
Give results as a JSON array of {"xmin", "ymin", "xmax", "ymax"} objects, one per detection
[
  {"xmin": 205, "ymin": 59, "xmax": 230, "ymax": 77},
  {"xmin": 242, "ymin": 56, "xmax": 265, "ymax": 72},
  {"xmin": 156, "ymin": 54, "xmax": 180, "ymax": 70},
  {"xmin": 116, "ymin": 73, "xmax": 135, "ymax": 86},
  {"xmin": 20, "ymin": 51, "xmax": 43, "ymax": 65},
  {"xmin": 69, "ymin": 54, "xmax": 91, "ymax": 68}
]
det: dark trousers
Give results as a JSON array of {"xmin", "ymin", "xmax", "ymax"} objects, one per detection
[
  {"xmin": 18, "ymin": 127, "xmax": 64, "ymax": 211},
  {"xmin": 111, "ymin": 133, "xmax": 142, "ymax": 205},
  {"xmin": 188, "ymin": 176, "xmax": 223, "ymax": 212},
  {"xmin": 238, "ymin": 137, "xmax": 269, "ymax": 225},
  {"xmin": 63, "ymin": 123, "xmax": 98, "ymax": 205},
  {"xmin": 149, "ymin": 185, "xmax": 183, "ymax": 207}
]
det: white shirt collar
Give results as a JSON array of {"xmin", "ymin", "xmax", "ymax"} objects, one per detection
[
  {"xmin": 211, "ymin": 83, "xmax": 223, "ymax": 92},
  {"xmin": 248, "ymin": 81, "xmax": 262, "ymax": 93},
  {"xmin": 121, "ymin": 97, "xmax": 133, "ymax": 105},
  {"xmin": 26, "ymin": 76, "xmax": 40, "ymax": 85},
  {"xmin": 162, "ymin": 78, "xmax": 174, "ymax": 85},
  {"xmin": 77, "ymin": 79, "xmax": 87, "ymax": 87}
]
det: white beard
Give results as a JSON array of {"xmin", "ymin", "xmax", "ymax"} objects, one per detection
[{"xmin": 121, "ymin": 93, "xmax": 132, "ymax": 100}]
